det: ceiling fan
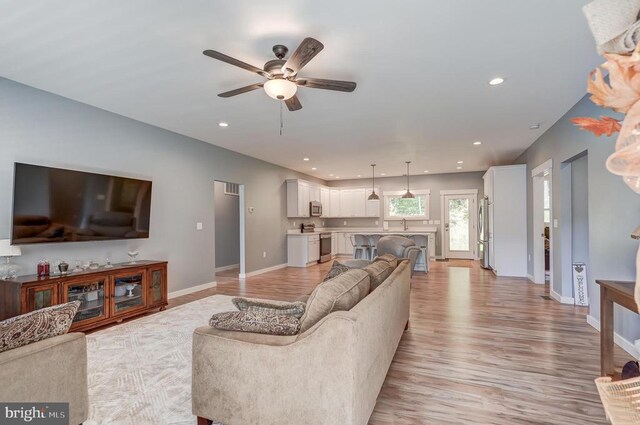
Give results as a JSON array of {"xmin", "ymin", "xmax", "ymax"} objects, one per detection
[{"xmin": 202, "ymin": 37, "xmax": 356, "ymax": 111}]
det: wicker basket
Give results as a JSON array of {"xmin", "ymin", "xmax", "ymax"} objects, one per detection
[{"xmin": 595, "ymin": 376, "xmax": 640, "ymax": 424}]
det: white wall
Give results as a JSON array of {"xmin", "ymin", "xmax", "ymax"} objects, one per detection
[{"xmin": 0, "ymin": 77, "xmax": 325, "ymax": 292}]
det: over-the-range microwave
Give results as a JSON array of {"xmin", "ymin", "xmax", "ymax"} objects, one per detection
[{"xmin": 310, "ymin": 201, "xmax": 322, "ymax": 217}]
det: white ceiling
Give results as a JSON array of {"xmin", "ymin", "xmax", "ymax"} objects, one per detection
[{"xmin": 0, "ymin": 0, "xmax": 600, "ymax": 180}]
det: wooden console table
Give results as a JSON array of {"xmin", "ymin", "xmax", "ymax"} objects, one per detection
[
  {"xmin": 596, "ymin": 279, "xmax": 637, "ymax": 377},
  {"xmin": 0, "ymin": 260, "xmax": 167, "ymax": 332}
]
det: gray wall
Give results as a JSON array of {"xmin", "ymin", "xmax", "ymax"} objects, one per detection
[
  {"xmin": 515, "ymin": 95, "xmax": 640, "ymax": 345},
  {"xmin": 0, "ymin": 77, "xmax": 325, "ymax": 292},
  {"xmin": 214, "ymin": 181, "xmax": 239, "ymax": 269},
  {"xmin": 325, "ymin": 172, "xmax": 485, "ymax": 256},
  {"xmin": 571, "ymin": 154, "xmax": 589, "ymax": 268}
]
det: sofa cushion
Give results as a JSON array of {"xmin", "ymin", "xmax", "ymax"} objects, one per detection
[
  {"xmin": 373, "ymin": 254, "xmax": 398, "ymax": 269},
  {"xmin": 232, "ymin": 297, "xmax": 306, "ymax": 319},
  {"xmin": 299, "ymin": 269, "xmax": 370, "ymax": 333},
  {"xmin": 295, "ymin": 294, "xmax": 310, "ymax": 304},
  {"xmin": 363, "ymin": 261, "xmax": 394, "ymax": 291},
  {"xmin": 209, "ymin": 311, "xmax": 300, "ymax": 336},
  {"xmin": 0, "ymin": 301, "xmax": 81, "ymax": 353},
  {"xmin": 340, "ymin": 259, "xmax": 372, "ymax": 269},
  {"xmin": 323, "ymin": 260, "xmax": 350, "ymax": 281}
]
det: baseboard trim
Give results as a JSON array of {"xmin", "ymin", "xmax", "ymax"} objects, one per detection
[
  {"xmin": 527, "ymin": 274, "xmax": 535, "ymax": 283},
  {"xmin": 549, "ymin": 289, "xmax": 575, "ymax": 304},
  {"xmin": 587, "ymin": 315, "xmax": 640, "ymax": 360},
  {"xmin": 215, "ymin": 263, "xmax": 240, "ymax": 272},
  {"xmin": 239, "ymin": 263, "xmax": 288, "ymax": 279},
  {"xmin": 168, "ymin": 281, "xmax": 217, "ymax": 299}
]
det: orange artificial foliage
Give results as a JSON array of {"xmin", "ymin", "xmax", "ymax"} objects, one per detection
[{"xmin": 571, "ymin": 116, "xmax": 622, "ymax": 137}]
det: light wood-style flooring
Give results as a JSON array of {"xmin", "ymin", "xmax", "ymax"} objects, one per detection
[{"xmin": 169, "ymin": 260, "xmax": 631, "ymax": 424}]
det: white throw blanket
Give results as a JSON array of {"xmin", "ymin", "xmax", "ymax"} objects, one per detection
[{"xmin": 584, "ymin": 0, "xmax": 640, "ymax": 54}]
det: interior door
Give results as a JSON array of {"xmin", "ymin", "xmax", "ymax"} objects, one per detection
[{"xmin": 444, "ymin": 194, "xmax": 476, "ymax": 259}]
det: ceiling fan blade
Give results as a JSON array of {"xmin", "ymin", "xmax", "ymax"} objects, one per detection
[
  {"xmin": 285, "ymin": 95, "xmax": 302, "ymax": 111},
  {"xmin": 203, "ymin": 50, "xmax": 270, "ymax": 78},
  {"xmin": 218, "ymin": 83, "xmax": 264, "ymax": 98},
  {"xmin": 296, "ymin": 78, "xmax": 356, "ymax": 92},
  {"xmin": 281, "ymin": 38, "xmax": 324, "ymax": 77}
]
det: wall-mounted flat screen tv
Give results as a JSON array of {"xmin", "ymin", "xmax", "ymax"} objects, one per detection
[{"xmin": 12, "ymin": 163, "xmax": 152, "ymax": 245}]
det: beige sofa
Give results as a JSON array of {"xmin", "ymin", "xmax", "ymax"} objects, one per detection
[
  {"xmin": 192, "ymin": 259, "xmax": 411, "ymax": 425},
  {"xmin": 0, "ymin": 333, "xmax": 89, "ymax": 425}
]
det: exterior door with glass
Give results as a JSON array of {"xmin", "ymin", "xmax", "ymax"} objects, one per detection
[{"xmin": 444, "ymin": 194, "xmax": 476, "ymax": 259}]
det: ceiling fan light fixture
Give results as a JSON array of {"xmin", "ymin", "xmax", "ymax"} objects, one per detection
[{"xmin": 263, "ymin": 78, "xmax": 297, "ymax": 100}]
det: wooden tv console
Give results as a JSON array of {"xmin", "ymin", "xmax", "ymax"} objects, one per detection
[{"xmin": 0, "ymin": 260, "xmax": 167, "ymax": 332}]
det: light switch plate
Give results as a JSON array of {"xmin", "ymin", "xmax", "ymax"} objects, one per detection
[
  {"xmin": 434, "ymin": 220, "xmax": 440, "ymax": 225},
  {"xmin": 196, "ymin": 222, "xmax": 203, "ymax": 230},
  {"xmin": 375, "ymin": 220, "xmax": 379, "ymax": 225}
]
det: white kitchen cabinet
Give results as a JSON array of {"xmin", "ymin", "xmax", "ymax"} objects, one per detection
[
  {"xmin": 352, "ymin": 189, "xmax": 366, "ymax": 217},
  {"xmin": 365, "ymin": 188, "xmax": 381, "ymax": 217},
  {"xmin": 287, "ymin": 234, "xmax": 320, "ymax": 267},
  {"xmin": 321, "ymin": 188, "xmax": 330, "ymax": 217},
  {"xmin": 337, "ymin": 232, "xmax": 353, "ymax": 255},
  {"xmin": 339, "ymin": 190, "xmax": 352, "ymax": 217},
  {"xmin": 287, "ymin": 180, "xmax": 311, "ymax": 218},
  {"xmin": 483, "ymin": 165, "xmax": 526, "ymax": 277},
  {"xmin": 331, "ymin": 232, "xmax": 338, "ymax": 257},
  {"xmin": 310, "ymin": 185, "xmax": 321, "ymax": 203},
  {"xmin": 330, "ymin": 190, "xmax": 341, "ymax": 217}
]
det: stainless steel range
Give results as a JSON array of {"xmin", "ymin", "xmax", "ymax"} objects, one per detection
[{"xmin": 319, "ymin": 232, "xmax": 332, "ymax": 263}]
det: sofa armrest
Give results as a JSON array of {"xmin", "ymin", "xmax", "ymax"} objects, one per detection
[{"xmin": 0, "ymin": 333, "xmax": 88, "ymax": 425}]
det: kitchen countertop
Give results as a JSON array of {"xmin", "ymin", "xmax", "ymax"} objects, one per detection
[{"xmin": 287, "ymin": 227, "xmax": 438, "ymax": 235}]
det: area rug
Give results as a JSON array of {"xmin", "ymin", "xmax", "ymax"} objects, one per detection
[{"xmin": 85, "ymin": 294, "xmax": 235, "ymax": 425}]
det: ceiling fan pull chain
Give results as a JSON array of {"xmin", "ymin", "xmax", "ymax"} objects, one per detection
[{"xmin": 280, "ymin": 101, "xmax": 284, "ymax": 136}]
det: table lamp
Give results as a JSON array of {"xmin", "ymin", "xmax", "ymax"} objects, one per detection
[{"xmin": 0, "ymin": 239, "xmax": 22, "ymax": 279}]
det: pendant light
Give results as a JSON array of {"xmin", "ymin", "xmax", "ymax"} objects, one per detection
[
  {"xmin": 368, "ymin": 164, "xmax": 380, "ymax": 200},
  {"xmin": 402, "ymin": 161, "xmax": 415, "ymax": 199}
]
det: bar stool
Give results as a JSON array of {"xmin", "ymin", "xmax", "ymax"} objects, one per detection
[
  {"xmin": 351, "ymin": 234, "xmax": 371, "ymax": 260},
  {"xmin": 409, "ymin": 234, "xmax": 429, "ymax": 272},
  {"xmin": 368, "ymin": 234, "xmax": 382, "ymax": 259}
]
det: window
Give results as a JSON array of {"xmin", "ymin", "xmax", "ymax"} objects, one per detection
[{"xmin": 383, "ymin": 190, "xmax": 430, "ymax": 220}]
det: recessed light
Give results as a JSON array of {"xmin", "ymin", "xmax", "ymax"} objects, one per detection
[
  {"xmin": 329, "ymin": 173, "xmax": 334, "ymax": 176},
  {"xmin": 457, "ymin": 161, "xmax": 464, "ymax": 164},
  {"xmin": 357, "ymin": 175, "xmax": 361, "ymax": 178},
  {"xmin": 303, "ymin": 158, "xmax": 310, "ymax": 161},
  {"xmin": 335, "ymin": 176, "xmax": 340, "ymax": 179},
  {"xmin": 423, "ymin": 170, "xmax": 429, "ymax": 173},
  {"xmin": 380, "ymin": 173, "xmax": 386, "ymax": 176},
  {"xmin": 311, "ymin": 167, "xmax": 317, "ymax": 170},
  {"xmin": 489, "ymin": 77, "xmax": 505, "ymax": 86},
  {"xmin": 529, "ymin": 124, "xmax": 541, "ymax": 130},
  {"xmin": 473, "ymin": 141, "xmax": 482, "ymax": 145},
  {"xmin": 218, "ymin": 122, "xmax": 229, "ymax": 127},
  {"xmin": 456, "ymin": 166, "xmax": 462, "ymax": 170}
]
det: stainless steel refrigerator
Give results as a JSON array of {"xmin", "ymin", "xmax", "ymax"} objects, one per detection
[{"xmin": 478, "ymin": 196, "xmax": 491, "ymax": 269}]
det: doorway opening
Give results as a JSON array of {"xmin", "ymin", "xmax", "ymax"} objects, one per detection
[
  {"xmin": 214, "ymin": 180, "xmax": 245, "ymax": 281},
  {"xmin": 532, "ymin": 160, "xmax": 553, "ymax": 288},
  {"xmin": 559, "ymin": 151, "xmax": 589, "ymax": 304},
  {"xmin": 440, "ymin": 190, "xmax": 478, "ymax": 260}
]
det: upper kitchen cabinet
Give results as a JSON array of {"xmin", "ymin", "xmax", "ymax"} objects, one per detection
[
  {"xmin": 287, "ymin": 180, "xmax": 310, "ymax": 218},
  {"xmin": 286, "ymin": 179, "xmax": 380, "ymax": 218}
]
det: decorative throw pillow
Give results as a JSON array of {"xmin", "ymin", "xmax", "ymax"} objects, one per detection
[
  {"xmin": 232, "ymin": 297, "xmax": 306, "ymax": 319},
  {"xmin": 323, "ymin": 260, "xmax": 350, "ymax": 281},
  {"xmin": 0, "ymin": 301, "xmax": 81, "ymax": 354},
  {"xmin": 299, "ymin": 269, "xmax": 370, "ymax": 333},
  {"xmin": 363, "ymin": 261, "xmax": 394, "ymax": 291},
  {"xmin": 373, "ymin": 254, "xmax": 398, "ymax": 269},
  {"xmin": 209, "ymin": 310, "xmax": 300, "ymax": 336}
]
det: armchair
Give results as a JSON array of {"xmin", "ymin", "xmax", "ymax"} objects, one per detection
[{"xmin": 376, "ymin": 236, "xmax": 420, "ymax": 274}]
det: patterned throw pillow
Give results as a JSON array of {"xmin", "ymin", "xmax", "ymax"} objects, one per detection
[
  {"xmin": 0, "ymin": 301, "xmax": 81, "ymax": 353},
  {"xmin": 323, "ymin": 260, "xmax": 350, "ymax": 281},
  {"xmin": 232, "ymin": 297, "xmax": 306, "ymax": 319},
  {"xmin": 209, "ymin": 310, "xmax": 300, "ymax": 335}
]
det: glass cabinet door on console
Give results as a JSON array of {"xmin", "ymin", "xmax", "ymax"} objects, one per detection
[
  {"xmin": 112, "ymin": 271, "xmax": 146, "ymax": 316},
  {"xmin": 147, "ymin": 266, "xmax": 166, "ymax": 308},
  {"xmin": 24, "ymin": 283, "xmax": 59, "ymax": 313},
  {"xmin": 62, "ymin": 277, "xmax": 108, "ymax": 326}
]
